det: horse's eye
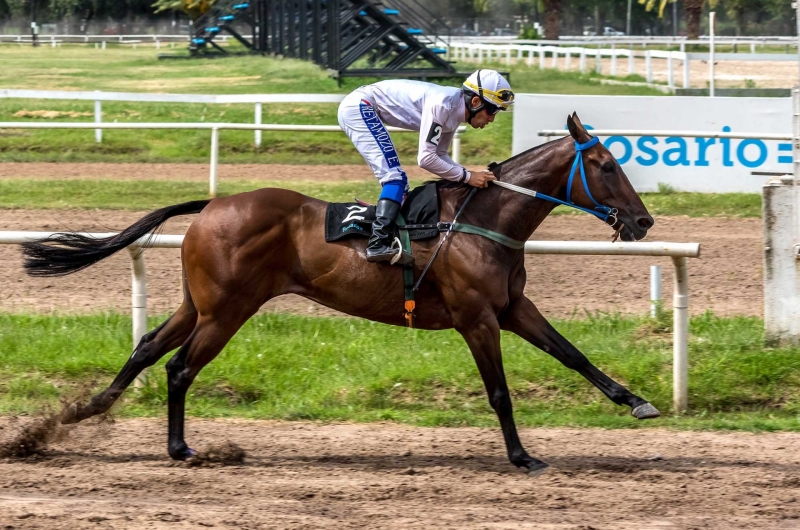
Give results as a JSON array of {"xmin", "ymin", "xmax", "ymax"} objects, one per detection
[{"xmin": 602, "ymin": 162, "xmax": 615, "ymax": 173}]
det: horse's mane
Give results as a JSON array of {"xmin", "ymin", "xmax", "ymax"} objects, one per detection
[
  {"xmin": 431, "ymin": 136, "xmax": 567, "ymax": 195},
  {"xmin": 433, "ymin": 136, "xmax": 565, "ymax": 195},
  {"xmin": 488, "ymin": 136, "xmax": 565, "ymax": 175}
]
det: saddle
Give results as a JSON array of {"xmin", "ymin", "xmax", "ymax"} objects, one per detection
[
  {"xmin": 324, "ymin": 181, "xmax": 445, "ymax": 328},
  {"xmin": 324, "ymin": 181, "xmax": 442, "ymax": 244}
]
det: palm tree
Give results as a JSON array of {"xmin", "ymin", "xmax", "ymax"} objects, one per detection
[
  {"xmin": 640, "ymin": 0, "xmax": 713, "ymax": 40},
  {"xmin": 152, "ymin": 0, "xmax": 216, "ymax": 21},
  {"xmin": 543, "ymin": 0, "xmax": 560, "ymax": 39},
  {"xmin": 684, "ymin": 0, "xmax": 704, "ymax": 39}
]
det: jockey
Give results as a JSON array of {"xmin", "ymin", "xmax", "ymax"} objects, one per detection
[{"xmin": 337, "ymin": 69, "xmax": 514, "ymax": 265}]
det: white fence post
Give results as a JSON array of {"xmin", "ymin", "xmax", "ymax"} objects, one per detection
[
  {"xmin": 526, "ymin": 47, "xmax": 534, "ymax": 66},
  {"xmin": 565, "ymin": 50, "xmax": 571, "ymax": 71},
  {"xmin": 539, "ymin": 46, "xmax": 545, "ymax": 69},
  {"xmin": 709, "ymin": 11, "xmax": 716, "ymax": 97},
  {"xmin": 762, "ymin": 176, "xmax": 800, "ymax": 345},
  {"xmin": 452, "ymin": 129, "xmax": 461, "ymax": 164},
  {"xmin": 254, "ymin": 102, "xmax": 262, "ymax": 147},
  {"xmin": 628, "ymin": 47, "xmax": 634, "ymax": 75},
  {"xmin": 94, "ymin": 92, "xmax": 102, "ymax": 143},
  {"xmin": 645, "ymin": 50, "xmax": 653, "ymax": 83},
  {"xmin": 580, "ymin": 49, "xmax": 586, "ymax": 73},
  {"xmin": 209, "ymin": 126, "xmax": 219, "ymax": 197},
  {"xmin": 506, "ymin": 46, "xmax": 512, "ymax": 66},
  {"xmin": 672, "ymin": 256, "xmax": 689, "ymax": 413},
  {"xmin": 650, "ymin": 265, "xmax": 662, "ymax": 317},
  {"xmin": 128, "ymin": 247, "xmax": 148, "ymax": 388},
  {"xmin": 595, "ymin": 48, "xmax": 602, "ymax": 74},
  {"xmin": 610, "ymin": 44, "xmax": 617, "ymax": 76},
  {"xmin": 667, "ymin": 51, "xmax": 675, "ymax": 88},
  {"xmin": 683, "ymin": 55, "xmax": 690, "ymax": 88},
  {"xmin": 551, "ymin": 48, "xmax": 558, "ymax": 67},
  {"xmin": 478, "ymin": 46, "xmax": 483, "ymax": 64}
]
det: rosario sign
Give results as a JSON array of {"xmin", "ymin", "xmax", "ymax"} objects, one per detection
[{"xmin": 512, "ymin": 94, "xmax": 792, "ymax": 193}]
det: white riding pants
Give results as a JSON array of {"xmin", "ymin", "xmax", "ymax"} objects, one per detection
[{"xmin": 338, "ymin": 90, "xmax": 409, "ymax": 188}]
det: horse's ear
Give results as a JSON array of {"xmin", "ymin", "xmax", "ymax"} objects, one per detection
[
  {"xmin": 566, "ymin": 114, "xmax": 579, "ymax": 140},
  {"xmin": 567, "ymin": 112, "xmax": 591, "ymax": 143}
]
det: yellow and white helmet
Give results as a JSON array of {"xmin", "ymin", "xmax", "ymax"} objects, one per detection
[{"xmin": 462, "ymin": 69, "xmax": 514, "ymax": 121}]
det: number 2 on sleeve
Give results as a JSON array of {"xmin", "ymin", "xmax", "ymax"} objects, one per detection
[{"xmin": 426, "ymin": 123, "xmax": 443, "ymax": 146}]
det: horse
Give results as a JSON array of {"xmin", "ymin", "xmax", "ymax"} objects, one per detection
[{"xmin": 22, "ymin": 113, "xmax": 657, "ymax": 475}]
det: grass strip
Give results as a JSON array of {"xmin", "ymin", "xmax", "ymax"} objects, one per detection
[
  {"xmin": 0, "ymin": 48, "xmax": 665, "ymax": 165},
  {"xmin": 1, "ymin": 311, "xmax": 799, "ymax": 431},
  {"xmin": 0, "ymin": 179, "xmax": 762, "ymax": 217}
]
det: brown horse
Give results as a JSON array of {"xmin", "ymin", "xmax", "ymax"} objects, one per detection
[{"xmin": 22, "ymin": 113, "xmax": 657, "ymax": 475}]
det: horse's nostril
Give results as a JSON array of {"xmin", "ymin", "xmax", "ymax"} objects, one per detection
[{"xmin": 637, "ymin": 216, "xmax": 654, "ymax": 230}]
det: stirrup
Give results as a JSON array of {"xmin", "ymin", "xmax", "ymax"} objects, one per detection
[{"xmin": 389, "ymin": 237, "xmax": 414, "ymax": 266}]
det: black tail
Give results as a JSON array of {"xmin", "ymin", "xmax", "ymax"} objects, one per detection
[{"xmin": 22, "ymin": 200, "xmax": 212, "ymax": 277}]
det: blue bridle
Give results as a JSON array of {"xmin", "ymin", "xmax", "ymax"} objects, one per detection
[{"xmin": 531, "ymin": 137, "xmax": 617, "ymax": 225}]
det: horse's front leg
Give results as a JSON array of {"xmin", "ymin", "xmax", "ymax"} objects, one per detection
[
  {"xmin": 456, "ymin": 309, "xmax": 549, "ymax": 476},
  {"xmin": 500, "ymin": 295, "xmax": 660, "ymax": 419}
]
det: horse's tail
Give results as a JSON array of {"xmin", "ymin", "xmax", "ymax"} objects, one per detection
[{"xmin": 22, "ymin": 199, "xmax": 212, "ymax": 277}]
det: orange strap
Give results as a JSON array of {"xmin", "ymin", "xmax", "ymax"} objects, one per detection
[{"xmin": 404, "ymin": 300, "xmax": 416, "ymax": 328}]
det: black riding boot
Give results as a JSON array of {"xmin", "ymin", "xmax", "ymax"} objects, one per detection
[{"xmin": 366, "ymin": 199, "xmax": 414, "ymax": 266}]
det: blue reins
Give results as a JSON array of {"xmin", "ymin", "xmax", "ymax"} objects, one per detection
[{"xmin": 528, "ymin": 137, "xmax": 617, "ymax": 225}]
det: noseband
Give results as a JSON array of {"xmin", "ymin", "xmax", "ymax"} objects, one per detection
[{"xmin": 492, "ymin": 136, "xmax": 618, "ymax": 226}]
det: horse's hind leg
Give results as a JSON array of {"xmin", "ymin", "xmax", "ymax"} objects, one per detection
[
  {"xmin": 61, "ymin": 299, "xmax": 197, "ymax": 424},
  {"xmin": 164, "ymin": 312, "xmax": 253, "ymax": 460},
  {"xmin": 500, "ymin": 295, "xmax": 660, "ymax": 419}
]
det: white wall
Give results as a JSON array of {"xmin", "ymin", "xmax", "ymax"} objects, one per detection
[{"xmin": 512, "ymin": 94, "xmax": 792, "ymax": 193}]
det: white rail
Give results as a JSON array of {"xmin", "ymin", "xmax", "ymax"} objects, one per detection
[
  {"xmin": 451, "ymin": 40, "xmax": 797, "ymax": 91},
  {"xmin": 538, "ymin": 129, "xmax": 793, "ymax": 141},
  {"xmin": 0, "ymin": 121, "xmax": 466, "ymax": 197},
  {"xmin": 0, "ymin": 231, "xmax": 700, "ymax": 412},
  {"xmin": 525, "ymin": 240, "xmax": 699, "ymax": 413},
  {"xmin": 0, "ymin": 88, "xmax": 347, "ymax": 148}
]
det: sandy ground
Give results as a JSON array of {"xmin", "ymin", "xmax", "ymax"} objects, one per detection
[
  {"xmin": 0, "ymin": 163, "xmax": 448, "ymax": 183},
  {"xmin": 1, "ymin": 417, "xmax": 800, "ymax": 529}
]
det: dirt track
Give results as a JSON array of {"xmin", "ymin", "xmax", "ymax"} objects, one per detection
[{"xmin": 1, "ymin": 417, "xmax": 800, "ymax": 529}]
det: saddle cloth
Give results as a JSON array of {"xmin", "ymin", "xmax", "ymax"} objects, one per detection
[{"xmin": 324, "ymin": 181, "xmax": 441, "ymax": 243}]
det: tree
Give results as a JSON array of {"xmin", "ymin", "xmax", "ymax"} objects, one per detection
[
  {"xmin": 640, "ymin": 0, "xmax": 715, "ymax": 39},
  {"xmin": 543, "ymin": 0, "xmax": 559, "ymax": 38},
  {"xmin": 152, "ymin": 0, "xmax": 215, "ymax": 21}
]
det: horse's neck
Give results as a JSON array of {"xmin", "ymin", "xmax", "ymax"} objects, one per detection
[{"xmin": 455, "ymin": 139, "xmax": 572, "ymax": 243}]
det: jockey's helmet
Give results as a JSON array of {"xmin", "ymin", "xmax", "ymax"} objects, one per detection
[{"xmin": 462, "ymin": 69, "xmax": 514, "ymax": 123}]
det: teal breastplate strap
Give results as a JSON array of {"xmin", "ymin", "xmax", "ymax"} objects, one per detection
[{"xmin": 450, "ymin": 222, "xmax": 526, "ymax": 250}]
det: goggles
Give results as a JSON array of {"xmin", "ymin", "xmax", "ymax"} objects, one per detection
[{"xmin": 464, "ymin": 70, "xmax": 515, "ymax": 112}]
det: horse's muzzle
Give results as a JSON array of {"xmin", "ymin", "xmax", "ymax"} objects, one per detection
[{"xmin": 617, "ymin": 214, "xmax": 654, "ymax": 241}]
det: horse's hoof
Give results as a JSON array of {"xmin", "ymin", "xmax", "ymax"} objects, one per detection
[
  {"xmin": 525, "ymin": 461, "xmax": 549, "ymax": 477},
  {"xmin": 169, "ymin": 445, "xmax": 197, "ymax": 461},
  {"xmin": 632, "ymin": 402, "xmax": 661, "ymax": 420}
]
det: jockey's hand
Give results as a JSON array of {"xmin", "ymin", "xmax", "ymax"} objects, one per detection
[{"xmin": 468, "ymin": 170, "xmax": 496, "ymax": 188}]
